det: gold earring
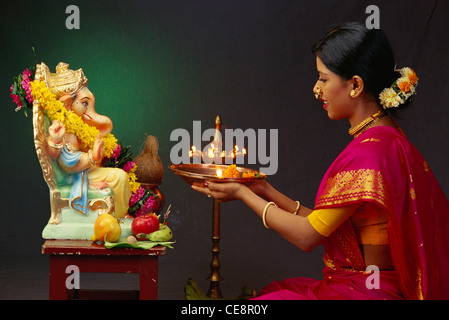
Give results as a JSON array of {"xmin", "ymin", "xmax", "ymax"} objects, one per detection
[
  {"xmin": 350, "ymin": 89, "xmax": 356, "ymax": 97},
  {"xmin": 315, "ymin": 86, "xmax": 322, "ymax": 100}
]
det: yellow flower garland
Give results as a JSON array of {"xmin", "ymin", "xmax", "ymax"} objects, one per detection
[
  {"xmin": 30, "ymin": 80, "xmax": 117, "ymax": 158},
  {"xmin": 31, "ymin": 80, "xmax": 140, "ymax": 197},
  {"xmin": 127, "ymin": 166, "xmax": 140, "ymax": 194}
]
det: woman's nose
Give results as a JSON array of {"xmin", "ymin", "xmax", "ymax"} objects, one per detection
[{"xmin": 313, "ymin": 84, "xmax": 322, "ymax": 100}]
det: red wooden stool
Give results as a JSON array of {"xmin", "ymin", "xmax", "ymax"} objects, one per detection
[{"xmin": 42, "ymin": 240, "xmax": 166, "ymax": 300}]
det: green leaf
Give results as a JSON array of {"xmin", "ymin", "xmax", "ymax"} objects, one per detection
[
  {"xmin": 104, "ymin": 238, "xmax": 175, "ymax": 249},
  {"xmin": 102, "ymin": 142, "xmax": 134, "ymax": 169},
  {"xmin": 12, "ymin": 82, "xmax": 19, "ymax": 95}
]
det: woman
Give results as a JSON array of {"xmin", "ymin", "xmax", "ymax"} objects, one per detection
[{"xmin": 192, "ymin": 22, "xmax": 449, "ymax": 300}]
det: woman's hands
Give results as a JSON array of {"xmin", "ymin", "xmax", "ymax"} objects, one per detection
[
  {"xmin": 191, "ymin": 181, "xmax": 249, "ymax": 202},
  {"xmin": 190, "ymin": 177, "xmax": 323, "ymax": 251},
  {"xmin": 191, "ymin": 178, "xmax": 272, "ymax": 202},
  {"xmin": 248, "ymin": 180, "xmax": 270, "ymax": 198}
]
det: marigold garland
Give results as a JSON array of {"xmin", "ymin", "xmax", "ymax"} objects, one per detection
[
  {"xmin": 30, "ymin": 80, "xmax": 118, "ymax": 158},
  {"xmin": 30, "ymin": 80, "xmax": 142, "ymax": 198},
  {"xmin": 122, "ymin": 160, "xmax": 141, "ymax": 194}
]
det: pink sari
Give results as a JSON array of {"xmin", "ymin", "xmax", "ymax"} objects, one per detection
[{"xmin": 255, "ymin": 126, "xmax": 449, "ymax": 300}]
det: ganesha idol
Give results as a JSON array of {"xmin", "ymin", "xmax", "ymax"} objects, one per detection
[{"xmin": 33, "ymin": 62, "xmax": 133, "ymax": 240}]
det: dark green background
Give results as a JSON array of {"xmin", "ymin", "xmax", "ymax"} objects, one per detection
[{"xmin": 1, "ymin": 0, "xmax": 448, "ymax": 299}]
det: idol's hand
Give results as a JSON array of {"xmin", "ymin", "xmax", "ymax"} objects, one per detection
[
  {"xmin": 92, "ymin": 134, "xmax": 104, "ymax": 164},
  {"xmin": 48, "ymin": 120, "xmax": 65, "ymax": 143},
  {"xmin": 191, "ymin": 181, "xmax": 248, "ymax": 202}
]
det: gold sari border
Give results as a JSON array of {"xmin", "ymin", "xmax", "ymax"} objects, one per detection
[{"xmin": 315, "ymin": 169, "xmax": 389, "ymax": 209}]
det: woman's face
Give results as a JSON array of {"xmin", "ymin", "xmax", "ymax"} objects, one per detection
[{"xmin": 313, "ymin": 57, "xmax": 354, "ymax": 120}]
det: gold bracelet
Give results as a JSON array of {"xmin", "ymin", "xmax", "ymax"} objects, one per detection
[
  {"xmin": 293, "ymin": 201, "xmax": 301, "ymax": 215},
  {"xmin": 48, "ymin": 137, "xmax": 65, "ymax": 149},
  {"xmin": 262, "ymin": 201, "xmax": 278, "ymax": 229},
  {"xmin": 88, "ymin": 150, "xmax": 98, "ymax": 167}
]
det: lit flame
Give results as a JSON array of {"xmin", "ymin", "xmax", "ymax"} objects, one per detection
[
  {"xmin": 208, "ymin": 148, "xmax": 214, "ymax": 158},
  {"xmin": 190, "ymin": 145, "xmax": 197, "ymax": 158},
  {"xmin": 188, "ymin": 143, "xmax": 247, "ymax": 162},
  {"xmin": 216, "ymin": 169, "xmax": 223, "ymax": 178}
]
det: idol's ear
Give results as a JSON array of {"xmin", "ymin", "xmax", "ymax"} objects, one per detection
[{"xmin": 59, "ymin": 94, "xmax": 74, "ymax": 111}]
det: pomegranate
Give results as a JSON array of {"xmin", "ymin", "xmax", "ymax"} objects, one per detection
[{"xmin": 131, "ymin": 213, "xmax": 160, "ymax": 240}]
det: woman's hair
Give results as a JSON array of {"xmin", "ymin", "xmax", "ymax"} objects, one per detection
[{"xmin": 312, "ymin": 22, "xmax": 410, "ymax": 113}]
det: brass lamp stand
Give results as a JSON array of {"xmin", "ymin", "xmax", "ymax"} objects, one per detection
[
  {"xmin": 207, "ymin": 115, "xmax": 224, "ymax": 298},
  {"xmin": 207, "ymin": 198, "xmax": 223, "ymax": 298},
  {"xmin": 174, "ymin": 116, "xmax": 261, "ymax": 300}
]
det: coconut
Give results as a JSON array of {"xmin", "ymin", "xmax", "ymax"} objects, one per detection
[{"xmin": 134, "ymin": 135, "xmax": 164, "ymax": 185}]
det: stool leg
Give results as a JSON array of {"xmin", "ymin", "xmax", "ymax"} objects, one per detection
[
  {"xmin": 139, "ymin": 257, "xmax": 158, "ymax": 300},
  {"xmin": 49, "ymin": 256, "xmax": 69, "ymax": 300}
]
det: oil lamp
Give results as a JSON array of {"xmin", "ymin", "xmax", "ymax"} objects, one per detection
[{"xmin": 170, "ymin": 115, "xmax": 265, "ymax": 299}]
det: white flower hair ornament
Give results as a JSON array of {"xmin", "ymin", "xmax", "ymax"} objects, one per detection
[{"xmin": 379, "ymin": 67, "xmax": 419, "ymax": 109}]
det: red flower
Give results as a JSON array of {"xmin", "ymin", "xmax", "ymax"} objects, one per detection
[{"xmin": 10, "ymin": 85, "xmax": 23, "ymax": 109}]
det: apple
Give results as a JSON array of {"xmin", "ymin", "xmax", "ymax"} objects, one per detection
[{"xmin": 131, "ymin": 214, "xmax": 160, "ymax": 240}]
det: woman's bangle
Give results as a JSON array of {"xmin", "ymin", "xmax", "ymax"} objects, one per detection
[
  {"xmin": 293, "ymin": 201, "xmax": 301, "ymax": 215},
  {"xmin": 262, "ymin": 201, "xmax": 278, "ymax": 229}
]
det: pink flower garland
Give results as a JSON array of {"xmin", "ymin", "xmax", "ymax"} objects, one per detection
[
  {"xmin": 10, "ymin": 68, "xmax": 33, "ymax": 112},
  {"xmin": 111, "ymin": 144, "xmax": 121, "ymax": 162},
  {"xmin": 21, "ymin": 69, "xmax": 33, "ymax": 103},
  {"xmin": 129, "ymin": 186, "xmax": 158, "ymax": 217},
  {"xmin": 10, "ymin": 84, "xmax": 22, "ymax": 110},
  {"xmin": 123, "ymin": 161, "xmax": 136, "ymax": 172}
]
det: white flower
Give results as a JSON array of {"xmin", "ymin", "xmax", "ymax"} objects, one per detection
[
  {"xmin": 399, "ymin": 67, "xmax": 413, "ymax": 78},
  {"xmin": 379, "ymin": 88, "xmax": 402, "ymax": 108}
]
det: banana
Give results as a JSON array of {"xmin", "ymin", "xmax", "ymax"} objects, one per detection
[
  {"xmin": 185, "ymin": 278, "xmax": 209, "ymax": 300},
  {"xmin": 148, "ymin": 223, "xmax": 173, "ymax": 242}
]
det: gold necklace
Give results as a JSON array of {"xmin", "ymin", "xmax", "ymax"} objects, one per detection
[{"xmin": 348, "ymin": 111, "xmax": 386, "ymax": 137}]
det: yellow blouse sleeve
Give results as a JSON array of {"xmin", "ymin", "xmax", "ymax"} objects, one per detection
[{"xmin": 307, "ymin": 205, "xmax": 358, "ymax": 237}]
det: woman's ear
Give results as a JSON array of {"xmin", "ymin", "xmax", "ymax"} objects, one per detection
[
  {"xmin": 59, "ymin": 94, "xmax": 73, "ymax": 111},
  {"xmin": 350, "ymin": 75, "xmax": 365, "ymax": 98}
]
